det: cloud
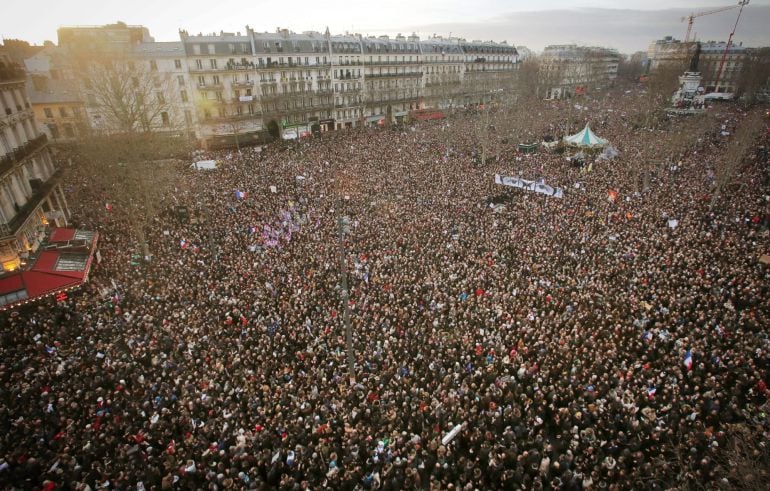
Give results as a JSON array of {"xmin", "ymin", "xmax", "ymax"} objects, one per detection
[{"xmin": 399, "ymin": 6, "xmax": 770, "ymax": 54}]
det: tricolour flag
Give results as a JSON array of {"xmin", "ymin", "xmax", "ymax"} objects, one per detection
[
  {"xmin": 235, "ymin": 190, "xmax": 247, "ymax": 199},
  {"xmin": 647, "ymin": 385, "xmax": 656, "ymax": 399},
  {"xmin": 684, "ymin": 349, "xmax": 693, "ymax": 371}
]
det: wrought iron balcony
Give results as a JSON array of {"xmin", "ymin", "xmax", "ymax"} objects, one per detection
[
  {"xmin": 362, "ymin": 60, "xmax": 421, "ymax": 66},
  {"xmin": 225, "ymin": 61, "xmax": 255, "ymax": 71},
  {"xmin": 0, "ymin": 63, "xmax": 26, "ymax": 84},
  {"xmin": 197, "ymin": 83, "xmax": 224, "ymax": 90},
  {"xmin": 0, "ymin": 168, "xmax": 61, "ymax": 240},
  {"xmin": 0, "ymin": 134, "xmax": 48, "ymax": 177},
  {"xmin": 232, "ymin": 80, "xmax": 255, "ymax": 88},
  {"xmin": 365, "ymin": 71, "xmax": 423, "ymax": 78}
]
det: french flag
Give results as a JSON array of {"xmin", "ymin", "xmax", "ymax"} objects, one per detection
[
  {"xmin": 180, "ymin": 239, "xmax": 188, "ymax": 249},
  {"xmin": 647, "ymin": 385, "xmax": 656, "ymax": 399},
  {"xmin": 684, "ymin": 350, "xmax": 693, "ymax": 371},
  {"xmin": 235, "ymin": 190, "xmax": 247, "ymax": 199}
]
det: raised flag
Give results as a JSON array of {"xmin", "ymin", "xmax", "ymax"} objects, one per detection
[
  {"xmin": 647, "ymin": 385, "xmax": 656, "ymax": 399},
  {"xmin": 684, "ymin": 349, "xmax": 693, "ymax": 371}
]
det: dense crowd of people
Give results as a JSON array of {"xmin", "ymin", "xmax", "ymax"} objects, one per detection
[{"xmin": 1, "ymin": 90, "xmax": 769, "ymax": 490}]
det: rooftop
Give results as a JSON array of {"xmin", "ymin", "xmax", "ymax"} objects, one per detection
[{"xmin": 0, "ymin": 228, "xmax": 98, "ymax": 310}]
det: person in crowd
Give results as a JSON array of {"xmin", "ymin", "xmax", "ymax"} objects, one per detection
[{"xmin": 1, "ymin": 89, "xmax": 769, "ymax": 490}]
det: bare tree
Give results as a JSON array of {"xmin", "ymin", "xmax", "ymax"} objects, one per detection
[
  {"xmin": 640, "ymin": 61, "xmax": 686, "ymax": 129},
  {"xmin": 711, "ymin": 110, "xmax": 764, "ymax": 205},
  {"xmin": 70, "ymin": 43, "xmax": 193, "ymax": 254},
  {"xmin": 71, "ymin": 48, "xmax": 177, "ymax": 134},
  {"xmin": 710, "ymin": 405, "xmax": 770, "ymax": 490},
  {"xmin": 72, "ymin": 134, "xmax": 186, "ymax": 257},
  {"xmin": 617, "ymin": 53, "xmax": 645, "ymax": 82},
  {"xmin": 735, "ymin": 47, "xmax": 770, "ymax": 105}
]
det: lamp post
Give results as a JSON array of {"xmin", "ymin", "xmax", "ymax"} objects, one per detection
[{"xmin": 337, "ymin": 197, "xmax": 355, "ymax": 384}]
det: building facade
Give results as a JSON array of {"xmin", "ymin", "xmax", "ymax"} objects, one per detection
[
  {"xmin": 647, "ymin": 36, "xmax": 749, "ymax": 94},
  {"xmin": 698, "ymin": 41, "xmax": 747, "ymax": 94},
  {"xmin": 176, "ymin": 28, "xmax": 518, "ymax": 144},
  {"xmin": 0, "ymin": 50, "xmax": 69, "ymax": 273},
  {"xmin": 647, "ymin": 36, "xmax": 691, "ymax": 72},
  {"xmin": 540, "ymin": 45, "xmax": 621, "ymax": 99},
  {"xmin": 27, "ymin": 24, "xmax": 519, "ymax": 147}
]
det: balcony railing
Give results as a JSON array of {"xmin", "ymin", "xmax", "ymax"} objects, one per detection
[
  {"xmin": 0, "ymin": 168, "xmax": 61, "ymax": 240},
  {"xmin": 232, "ymin": 80, "xmax": 254, "ymax": 88},
  {"xmin": 335, "ymin": 74, "xmax": 362, "ymax": 80},
  {"xmin": 365, "ymin": 71, "xmax": 423, "ymax": 78},
  {"xmin": 198, "ymin": 83, "xmax": 224, "ymax": 90},
  {"xmin": 0, "ymin": 63, "xmax": 26, "ymax": 83},
  {"xmin": 225, "ymin": 62, "xmax": 255, "ymax": 71},
  {"xmin": 362, "ymin": 60, "xmax": 421, "ymax": 66},
  {"xmin": 257, "ymin": 61, "xmax": 330, "ymax": 69},
  {"xmin": 0, "ymin": 134, "xmax": 48, "ymax": 177},
  {"xmin": 206, "ymin": 112, "xmax": 262, "ymax": 123}
]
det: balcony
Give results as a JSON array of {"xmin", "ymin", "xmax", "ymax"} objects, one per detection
[
  {"xmin": 0, "ymin": 63, "xmax": 26, "ymax": 84},
  {"xmin": 232, "ymin": 80, "xmax": 254, "ymax": 88},
  {"xmin": 207, "ymin": 112, "xmax": 262, "ymax": 123},
  {"xmin": 0, "ymin": 134, "xmax": 48, "ymax": 177},
  {"xmin": 0, "ymin": 168, "xmax": 61, "ymax": 240},
  {"xmin": 258, "ymin": 61, "xmax": 315, "ymax": 69},
  {"xmin": 189, "ymin": 66, "xmax": 222, "ymax": 73},
  {"xmin": 198, "ymin": 83, "xmax": 224, "ymax": 90},
  {"xmin": 225, "ymin": 62, "xmax": 255, "ymax": 71},
  {"xmin": 363, "ymin": 60, "xmax": 421, "ymax": 66},
  {"xmin": 365, "ymin": 71, "xmax": 423, "ymax": 79}
]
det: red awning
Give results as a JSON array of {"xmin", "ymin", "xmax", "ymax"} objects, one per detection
[
  {"xmin": 0, "ymin": 274, "xmax": 24, "ymax": 293},
  {"xmin": 49, "ymin": 228, "xmax": 76, "ymax": 242},
  {"xmin": 0, "ymin": 228, "xmax": 99, "ymax": 310},
  {"xmin": 21, "ymin": 270, "xmax": 84, "ymax": 298}
]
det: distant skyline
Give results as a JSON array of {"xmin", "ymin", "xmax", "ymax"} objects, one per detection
[{"xmin": 2, "ymin": 0, "xmax": 770, "ymax": 54}]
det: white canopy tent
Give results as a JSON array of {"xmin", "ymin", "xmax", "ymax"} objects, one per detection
[{"xmin": 564, "ymin": 125, "xmax": 609, "ymax": 148}]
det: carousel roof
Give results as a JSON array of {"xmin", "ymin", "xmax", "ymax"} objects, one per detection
[{"xmin": 564, "ymin": 124, "xmax": 608, "ymax": 148}]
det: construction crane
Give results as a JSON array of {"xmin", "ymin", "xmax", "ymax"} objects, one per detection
[
  {"xmin": 713, "ymin": 0, "xmax": 750, "ymax": 93},
  {"xmin": 681, "ymin": 1, "xmax": 748, "ymax": 43}
]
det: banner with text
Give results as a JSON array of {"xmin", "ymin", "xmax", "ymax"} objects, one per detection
[{"xmin": 495, "ymin": 174, "xmax": 564, "ymax": 199}]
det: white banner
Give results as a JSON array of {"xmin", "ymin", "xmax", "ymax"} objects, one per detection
[{"xmin": 495, "ymin": 174, "xmax": 564, "ymax": 198}]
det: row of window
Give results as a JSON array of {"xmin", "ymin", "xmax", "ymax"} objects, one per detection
[
  {"xmin": 177, "ymin": 54, "xmax": 512, "ymax": 71},
  {"xmin": 43, "ymin": 106, "xmax": 81, "ymax": 119}
]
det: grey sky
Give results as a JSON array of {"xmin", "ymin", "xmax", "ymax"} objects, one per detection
[{"xmin": 2, "ymin": 0, "xmax": 769, "ymax": 54}]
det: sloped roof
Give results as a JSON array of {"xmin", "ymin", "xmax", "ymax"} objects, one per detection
[
  {"xmin": 26, "ymin": 77, "xmax": 81, "ymax": 104},
  {"xmin": 0, "ymin": 228, "xmax": 98, "ymax": 310}
]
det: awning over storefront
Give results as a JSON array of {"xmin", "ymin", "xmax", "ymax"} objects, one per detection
[{"xmin": 0, "ymin": 228, "xmax": 99, "ymax": 310}]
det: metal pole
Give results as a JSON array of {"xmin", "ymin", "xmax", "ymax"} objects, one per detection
[
  {"xmin": 713, "ymin": 1, "xmax": 749, "ymax": 93},
  {"xmin": 337, "ymin": 208, "xmax": 355, "ymax": 383}
]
